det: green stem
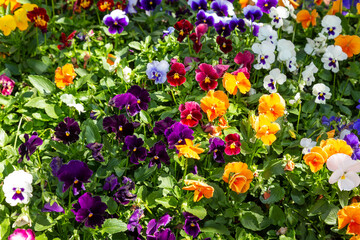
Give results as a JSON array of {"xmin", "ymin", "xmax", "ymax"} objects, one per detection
[
  {"xmin": 355, "ymin": 18, "xmax": 360, "ymax": 35},
  {"xmin": 170, "ymin": 88, "xmax": 177, "ymax": 105},
  {"xmin": 187, "ymin": 35, "xmax": 192, "ymax": 56},
  {"xmin": 13, "ymin": 115, "xmax": 23, "ymax": 149},
  {"xmin": 332, "ymin": 73, "xmax": 336, "ymax": 97},
  {"xmin": 52, "ymin": 0, "xmax": 55, "ymax": 17},
  {"xmin": 95, "ymin": 7, "xmax": 101, "ymax": 25},
  {"xmin": 296, "ymin": 102, "xmax": 302, "ymax": 133},
  {"xmin": 183, "ymin": 157, "xmax": 188, "ymax": 180},
  {"xmin": 339, "ymin": 78, "xmax": 349, "ymax": 99}
]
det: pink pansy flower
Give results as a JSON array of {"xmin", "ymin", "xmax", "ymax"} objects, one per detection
[
  {"xmin": 8, "ymin": 229, "xmax": 35, "ymax": 240},
  {"xmin": 326, "ymin": 153, "xmax": 360, "ymax": 191},
  {"xmin": 232, "ymin": 67, "xmax": 250, "ymax": 80},
  {"xmin": 0, "ymin": 74, "xmax": 15, "ymax": 96},
  {"xmin": 195, "ymin": 63, "xmax": 219, "ymax": 91},
  {"xmin": 224, "ymin": 133, "xmax": 241, "ymax": 155},
  {"xmin": 189, "ymin": 23, "xmax": 208, "ymax": 53},
  {"xmin": 214, "ymin": 64, "xmax": 230, "ymax": 78},
  {"xmin": 234, "ymin": 50, "xmax": 255, "ymax": 71},
  {"xmin": 179, "ymin": 101, "xmax": 202, "ymax": 127},
  {"xmin": 184, "ymin": 57, "xmax": 200, "ymax": 72}
]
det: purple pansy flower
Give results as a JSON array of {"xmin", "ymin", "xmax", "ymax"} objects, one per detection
[
  {"xmin": 57, "ymin": 160, "xmax": 93, "ymax": 195},
  {"xmin": 128, "ymin": 208, "xmax": 143, "ymax": 236},
  {"xmin": 122, "ymin": 135, "xmax": 147, "ymax": 164},
  {"xmin": 353, "ymin": 119, "xmax": 360, "ymax": 134},
  {"xmin": 147, "ymin": 213, "xmax": 174, "ymax": 239},
  {"xmin": 164, "ymin": 122, "xmax": 194, "ymax": 149},
  {"xmin": 42, "ymin": 202, "xmax": 65, "ymax": 213},
  {"xmin": 72, "ymin": 192, "xmax": 108, "ymax": 228},
  {"xmin": 229, "ymin": 18, "xmax": 246, "ymax": 32},
  {"xmin": 127, "ymin": 85, "xmax": 151, "ymax": 111},
  {"xmin": 321, "ymin": 116, "xmax": 342, "ymax": 130},
  {"xmin": 103, "ymin": 174, "xmax": 120, "ymax": 191},
  {"xmin": 90, "ymin": 110, "xmax": 98, "ymax": 120},
  {"xmin": 183, "ymin": 212, "xmax": 201, "ymax": 238},
  {"xmin": 344, "ymin": 133, "xmax": 360, "ymax": 160},
  {"xmin": 196, "ymin": 10, "xmax": 215, "ymax": 26},
  {"xmin": 50, "ymin": 156, "xmax": 63, "ymax": 177},
  {"xmin": 243, "ymin": 5, "xmax": 263, "ymax": 21},
  {"xmin": 148, "ymin": 141, "xmax": 170, "ymax": 168},
  {"xmin": 54, "ymin": 117, "xmax": 81, "ymax": 145},
  {"xmin": 188, "ymin": 0, "xmax": 207, "ymax": 11},
  {"xmin": 356, "ymin": 99, "xmax": 360, "ymax": 110},
  {"xmin": 214, "ymin": 20, "xmax": 232, "ymax": 37},
  {"xmin": 153, "ymin": 117, "xmax": 176, "ymax": 136},
  {"xmin": 103, "ymin": 114, "xmax": 139, "ymax": 141},
  {"xmin": 140, "ymin": 0, "xmax": 161, "ymax": 10},
  {"xmin": 103, "ymin": 9, "xmax": 129, "ymax": 34},
  {"xmin": 256, "ymin": 0, "xmax": 277, "ymax": 13},
  {"xmin": 191, "ymin": 165, "xmax": 198, "ymax": 175},
  {"xmin": 18, "ymin": 132, "xmax": 43, "ymax": 163},
  {"xmin": 211, "ymin": 0, "xmax": 234, "ymax": 16},
  {"xmin": 208, "ymin": 137, "xmax": 225, "ymax": 163},
  {"xmin": 86, "ymin": 143, "xmax": 105, "ymax": 162},
  {"xmin": 114, "ymin": 177, "xmax": 137, "ymax": 205},
  {"xmin": 154, "ymin": 228, "xmax": 176, "ymax": 240}
]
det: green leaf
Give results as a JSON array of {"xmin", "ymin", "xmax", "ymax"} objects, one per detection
[
  {"xmin": 101, "ymin": 219, "xmax": 127, "ymax": 234},
  {"xmin": 36, "ymin": 233, "xmax": 48, "ymax": 240},
  {"xmin": 183, "ymin": 205, "xmax": 207, "ymax": 219},
  {"xmin": 0, "ymin": 218, "xmax": 10, "ymax": 240},
  {"xmin": 240, "ymin": 211, "xmax": 270, "ymax": 231},
  {"xmin": 34, "ymin": 215, "xmax": 55, "ymax": 231},
  {"xmin": 129, "ymin": 41, "xmax": 141, "ymax": 50},
  {"xmin": 269, "ymin": 205, "xmax": 285, "ymax": 226},
  {"xmin": 28, "ymin": 75, "xmax": 55, "ymax": 95},
  {"xmin": 24, "ymin": 97, "xmax": 47, "ymax": 109},
  {"xmin": 202, "ymin": 221, "xmax": 230, "ymax": 235},
  {"xmin": 321, "ymin": 204, "xmax": 339, "ymax": 225},
  {"xmin": 82, "ymin": 119, "xmax": 101, "ymax": 144},
  {"xmin": 155, "ymin": 196, "xmax": 178, "ymax": 208},
  {"xmin": 44, "ymin": 104, "xmax": 59, "ymax": 119},
  {"xmin": 302, "ymin": 100, "xmax": 316, "ymax": 114},
  {"xmin": 27, "ymin": 59, "xmax": 48, "ymax": 74},
  {"xmin": 291, "ymin": 189, "xmax": 305, "ymax": 205},
  {"xmin": 338, "ymin": 191, "xmax": 349, "ymax": 208},
  {"xmin": 0, "ymin": 128, "xmax": 9, "ymax": 147},
  {"xmin": 158, "ymin": 175, "xmax": 176, "ymax": 189},
  {"xmin": 140, "ymin": 110, "xmax": 151, "ymax": 124},
  {"xmin": 308, "ymin": 199, "xmax": 328, "ymax": 216},
  {"xmin": 260, "ymin": 186, "xmax": 285, "ymax": 204},
  {"xmin": 134, "ymin": 165, "xmax": 157, "ymax": 181}
]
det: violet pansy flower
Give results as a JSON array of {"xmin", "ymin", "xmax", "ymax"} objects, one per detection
[
  {"xmin": 183, "ymin": 212, "xmax": 201, "ymax": 238},
  {"xmin": 86, "ymin": 142, "xmax": 105, "ymax": 162},
  {"xmin": 42, "ymin": 202, "xmax": 65, "ymax": 213},
  {"xmin": 243, "ymin": 5, "xmax": 263, "ymax": 21},
  {"xmin": 18, "ymin": 132, "xmax": 43, "ymax": 163},
  {"xmin": 164, "ymin": 122, "xmax": 194, "ymax": 149},
  {"xmin": 57, "ymin": 160, "xmax": 93, "ymax": 195},
  {"xmin": 54, "ymin": 117, "xmax": 81, "ymax": 145},
  {"xmin": 122, "ymin": 135, "xmax": 147, "ymax": 164},
  {"xmin": 256, "ymin": 0, "xmax": 277, "ymax": 14},
  {"xmin": 148, "ymin": 141, "xmax": 170, "ymax": 168},
  {"xmin": 211, "ymin": 0, "xmax": 235, "ymax": 16},
  {"xmin": 214, "ymin": 19, "xmax": 232, "ymax": 37},
  {"xmin": 153, "ymin": 117, "xmax": 176, "ymax": 136},
  {"xmin": 114, "ymin": 177, "xmax": 137, "ymax": 204},
  {"xmin": 188, "ymin": 0, "xmax": 207, "ymax": 11},
  {"xmin": 147, "ymin": 213, "xmax": 174, "ymax": 239},
  {"xmin": 50, "ymin": 156, "xmax": 63, "ymax": 177},
  {"xmin": 72, "ymin": 192, "xmax": 108, "ymax": 228},
  {"xmin": 103, "ymin": 9, "xmax": 129, "ymax": 34},
  {"xmin": 103, "ymin": 174, "xmax": 120, "ymax": 192},
  {"xmin": 128, "ymin": 208, "xmax": 143, "ymax": 235},
  {"xmin": 208, "ymin": 137, "xmax": 225, "ymax": 163},
  {"xmin": 196, "ymin": 10, "xmax": 215, "ymax": 26},
  {"xmin": 140, "ymin": 0, "xmax": 161, "ymax": 10},
  {"xmin": 103, "ymin": 114, "xmax": 138, "ymax": 141}
]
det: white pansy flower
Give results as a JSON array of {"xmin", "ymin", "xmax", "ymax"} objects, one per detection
[
  {"xmin": 3, "ymin": 170, "xmax": 33, "ymax": 206},
  {"xmin": 122, "ymin": 66, "xmax": 132, "ymax": 83},
  {"xmin": 327, "ymin": 153, "xmax": 360, "ymax": 191},
  {"xmin": 321, "ymin": 15, "xmax": 342, "ymax": 39},
  {"xmin": 300, "ymin": 138, "xmax": 316, "ymax": 155},
  {"xmin": 263, "ymin": 68, "xmax": 286, "ymax": 93},
  {"xmin": 321, "ymin": 45, "xmax": 347, "ymax": 73},
  {"xmin": 252, "ymin": 41, "xmax": 276, "ymax": 70},
  {"xmin": 312, "ymin": 83, "xmax": 331, "ymax": 104},
  {"xmin": 282, "ymin": 19, "xmax": 293, "ymax": 34},
  {"xmin": 302, "ymin": 62, "xmax": 318, "ymax": 86},
  {"xmin": 249, "ymin": 88, "xmax": 257, "ymax": 95},
  {"xmin": 60, "ymin": 94, "xmax": 85, "ymax": 113},
  {"xmin": 269, "ymin": 6, "xmax": 289, "ymax": 28},
  {"xmin": 282, "ymin": 0, "xmax": 296, "ymax": 19},
  {"xmin": 277, "ymin": 39, "xmax": 296, "ymax": 62},
  {"xmin": 304, "ymin": 33, "xmax": 327, "ymax": 56},
  {"xmin": 258, "ymin": 24, "xmax": 278, "ymax": 45},
  {"xmin": 126, "ymin": 0, "xmax": 138, "ymax": 14},
  {"xmin": 289, "ymin": 92, "xmax": 301, "ymax": 105},
  {"xmin": 340, "ymin": 129, "xmax": 352, "ymax": 140},
  {"xmin": 286, "ymin": 56, "xmax": 298, "ymax": 72}
]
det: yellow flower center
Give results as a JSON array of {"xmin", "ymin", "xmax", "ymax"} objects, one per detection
[
  {"xmin": 180, "ymin": 30, "xmax": 184, "ymax": 36},
  {"xmin": 332, "ymin": 60, "xmax": 335, "ymax": 63},
  {"xmin": 133, "ymin": 147, "xmax": 137, "ymax": 152},
  {"xmin": 198, "ymin": 6, "xmax": 201, "ymax": 9},
  {"xmin": 329, "ymin": 28, "xmax": 333, "ymax": 32},
  {"xmin": 230, "ymin": 143, "xmax": 236, "ymax": 149},
  {"xmin": 204, "ymin": 77, "xmax": 210, "ymax": 83},
  {"xmin": 319, "ymin": 93, "xmax": 323, "ymax": 97},
  {"xmin": 222, "ymin": 27, "xmax": 225, "ymax": 30},
  {"xmin": 222, "ymin": 43, "xmax": 226, "ymax": 48},
  {"xmin": 149, "ymin": 1, "xmax": 153, "ymax": 4},
  {"xmin": 137, "ymin": 99, "xmax": 141, "ymax": 104},
  {"xmin": 261, "ymin": 56, "xmax": 265, "ymax": 60},
  {"xmin": 114, "ymin": 22, "xmax": 118, "ymax": 25},
  {"xmin": 16, "ymin": 189, "xmax": 21, "ymax": 194},
  {"xmin": 191, "ymin": 223, "xmax": 195, "ymax": 227},
  {"xmin": 88, "ymin": 213, "xmax": 93, "ymax": 218},
  {"xmin": 203, "ymin": 20, "xmax": 206, "ymax": 23},
  {"xmin": 214, "ymin": 149, "xmax": 218, "ymax": 153},
  {"xmin": 119, "ymin": 126, "xmax": 123, "ymax": 131},
  {"xmin": 74, "ymin": 179, "xmax": 79, "ymax": 184},
  {"xmin": 264, "ymin": 3, "xmax": 268, "ymax": 6},
  {"xmin": 154, "ymin": 156, "xmax": 159, "ymax": 160},
  {"xmin": 178, "ymin": 140, "xmax": 182, "ymax": 143},
  {"xmin": 174, "ymin": 73, "xmax": 180, "ymax": 79},
  {"xmin": 341, "ymin": 175, "xmax": 346, "ymax": 180},
  {"xmin": 275, "ymin": 17, "xmax": 279, "ymax": 20},
  {"xmin": 66, "ymin": 131, "xmax": 70, "ymax": 136},
  {"xmin": 186, "ymin": 114, "xmax": 192, "ymax": 120},
  {"xmin": 270, "ymin": 107, "xmax": 274, "ymax": 111}
]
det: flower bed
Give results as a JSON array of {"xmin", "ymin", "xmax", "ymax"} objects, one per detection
[{"xmin": 1, "ymin": 0, "xmax": 360, "ymax": 239}]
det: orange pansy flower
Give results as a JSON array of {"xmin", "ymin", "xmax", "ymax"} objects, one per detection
[
  {"xmin": 320, "ymin": 138, "xmax": 353, "ymax": 158},
  {"xmin": 219, "ymin": 116, "xmax": 229, "ymax": 129},
  {"xmin": 284, "ymin": 160, "xmax": 295, "ymax": 171},
  {"xmin": 327, "ymin": 0, "xmax": 342, "ymax": 15},
  {"xmin": 107, "ymin": 53, "xmax": 117, "ymax": 65},
  {"xmin": 222, "ymin": 72, "xmax": 251, "ymax": 95},
  {"xmin": 223, "ymin": 162, "xmax": 253, "ymax": 194},
  {"xmin": 334, "ymin": 35, "xmax": 360, "ymax": 58},
  {"xmin": 338, "ymin": 202, "xmax": 360, "ymax": 235},
  {"xmin": 182, "ymin": 180, "xmax": 214, "ymax": 202},
  {"xmin": 314, "ymin": 0, "xmax": 323, "ymax": 5},
  {"xmin": 200, "ymin": 90, "xmax": 229, "ymax": 122},
  {"xmin": 55, "ymin": 63, "xmax": 77, "ymax": 89},
  {"xmin": 239, "ymin": 0, "xmax": 248, "ymax": 8},
  {"xmin": 175, "ymin": 139, "xmax": 205, "ymax": 160},
  {"xmin": 357, "ymin": 3, "xmax": 360, "ymax": 14},
  {"xmin": 303, "ymin": 146, "xmax": 328, "ymax": 173},
  {"xmin": 278, "ymin": 0, "xmax": 299, "ymax": 9},
  {"xmin": 258, "ymin": 93, "xmax": 286, "ymax": 122},
  {"xmin": 296, "ymin": 9, "xmax": 318, "ymax": 29},
  {"xmin": 252, "ymin": 114, "xmax": 280, "ymax": 146}
]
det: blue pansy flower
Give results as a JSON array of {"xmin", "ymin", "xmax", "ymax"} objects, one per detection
[{"xmin": 146, "ymin": 60, "xmax": 170, "ymax": 84}]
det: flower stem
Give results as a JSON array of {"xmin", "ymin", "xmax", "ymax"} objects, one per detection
[
  {"xmin": 187, "ymin": 35, "xmax": 192, "ymax": 56},
  {"xmin": 355, "ymin": 18, "xmax": 360, "ymax": 35},
  {"xmin": 332, "ymin": 73, "xmax": 336, "ymax": 97},
  {"xmin": 296, "ymin": 102, "xmax": 302, "ymax": 133},
  {"xmin": 13, "ymin": 115, "xmax": 23, "ymax": 149},
  {"xmin": 183, "ymin": 157, "xmax": 188, "ymax": 180},
  {"xmin": 170, "ymin": 88, "xmax": 177, "ymax": 105}
]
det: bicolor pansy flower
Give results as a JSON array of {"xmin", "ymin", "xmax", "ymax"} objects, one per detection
[
  {"xmin": 252, "ymin": 41, "xmax": 275, "ymax": 70},
  {"xmin": 3, "ymin": 170, "xmax": 33, "ymax": 206},
  {"xmin": 312, "ymin": 83, "xmax": 331, "ymax": 104},
  {"xmin": 321, "ymin": 45, "xmax": 347, "ymax": 73},
  {"xmin": 321, "ymin": 15, "xmax": 342, "ymax": 39},
  {"xmin": 263, "ymin": 68, "xmax": 286, "ymax": 93}
]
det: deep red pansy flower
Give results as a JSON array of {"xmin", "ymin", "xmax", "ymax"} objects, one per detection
[
  {"xmin": 216, "ymin": 36, "xmax": 233, "ymax": 54},
  {"xmin": 167, "ymin": 62, "xmax": 186, "ymax": 86},
  {"xmin": 224, "ymin": 133, "xmax": 241, "ymax": 155},
  {"xmin": 179, "ymin": 102, "xmax": 203, "ymax": 127},
  {"xmin": 97, "ymin": 0, "xmax": 114, "ymax": 12},
  {"xmin": 234, "ymin": 50, "xmax": 255, "ymax": 71},
  {"xmin": 195, "ymin": 63, "xmax": 219, "ymax": 91},
  {"xmin": 58, "ymin": 30, "xmax": 77, "ymax": 50},
  {"xmin": 189, "ymin": 23, "xmax": 208, "ymax": 53},
  {"xmin": 174, "ymin": 19, "xmax": 194, "ymax": 43},
  {"xmin": 27, "ymin": 7, "xmax": 49, "ymax": 33}
]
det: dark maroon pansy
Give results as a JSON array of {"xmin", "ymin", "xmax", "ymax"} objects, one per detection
[
  {"xmin": 174, "ymin": 19, "xmax": 194, "ymax": 42},
  {"xmin": 179, "ymin": 101, "xmax": 202, "ymax": 127},
  {"xmin": 232, "ymin": 67, "xmax": 250, "ymax": 79},
  {"xmin": 234, "ymin": 50, "xmax": 255, "ymax": 71},
  {"xmin": 189, "ymin": 23, "xmax": 208, "ymax": 53},
  {"xmin": 195, "ymin": 63, "xmax": 219, "ymax": 91},
  {"xmin": 57, "ymin": 160, "xmax": 93, "ymax": 195},
  {"xmin": 153, "ymin": 117, "xmax": 176, "ymax": 136},
  {"xmin": 167, "ymin": 62, "xmax": 186, "ymax": 87},
  {"xmin": 224, "ymin": 133, "xmax": 241, "ymax": 155},
  {"xmin": 18, "ymin": 132, "xmax": 43, "ymax": 163},
  {"xmin": 102, "ymin": 114, "xmax": 138, "ymax": 141},
  {"xmin": 72, "ymin": 192, "xmax": 108, "ymax": 228},
  {"xmin": 54, "ymin": 117, "xmax": 81, "ymax": 145},
  {"xmin": 216, "ymin": 36, "xmax": 233, "ymax": 54},
  {"xmin": 58, "ymin": 30, "xmax": 77, "ymax": 50},
  {"xmin": 86, "ymin": 142, "xmax": 105, "ymax": 162},
  {"xmin": 122, "ymin": 135, "xmax": 147, "ymax": 164},
  {"xmin": 148, "ymin": 141, "xmax": 170, "ymax": 168},
  {"xmin": 208, "ymin": 137, "xmax": 225, "ymax": 163}
]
